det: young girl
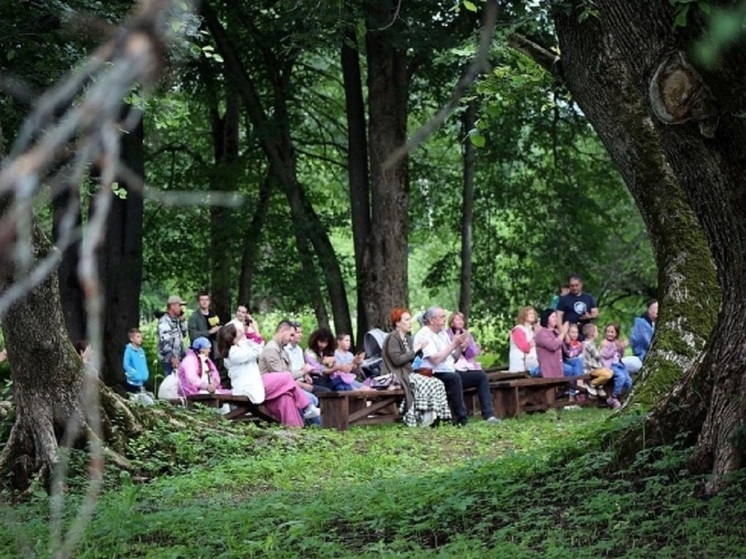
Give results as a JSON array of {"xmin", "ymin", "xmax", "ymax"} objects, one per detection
[
  {"xmin": 508, "ymin": 306, "xmax": 540, "ymax": 374},
  {"xmin": 600, "ymin": 323, "xmax": 633, "ymax": 406},
  {"xmin": 447, "ymin": 311, "xmax": 482, "ymax": 371},
  {"xmin": 333, "ymin": 333, "xmax": 365, "ymax": 390},
  {"xmin": 562, "ymin": 323, "xmax": 583, "ymax": 377}
]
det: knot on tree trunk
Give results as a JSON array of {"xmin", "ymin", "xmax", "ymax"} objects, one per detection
[{"xmin": 648, "ymin": 51, "xmax": 719, "ymax": 138}]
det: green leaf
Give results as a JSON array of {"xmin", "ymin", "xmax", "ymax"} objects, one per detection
[
  {"xmin": 673, "ymin": 4, "xmax": 690, "ymax": 28},
  {"xmin": 469, "ymin": 133, "xmax": 486, "ymax": 147},
  {"xmin": 697, "ymin": 1, "xmax": 712, "ymax": 15},
  {"xmin": 463, "ymin": 1, "xmax": 478, "ymax": 12}
]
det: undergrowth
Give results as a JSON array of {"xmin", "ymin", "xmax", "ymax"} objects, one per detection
[{"xmin": 1, "ymin": 408, "xmax": 744, "ymax": 558}]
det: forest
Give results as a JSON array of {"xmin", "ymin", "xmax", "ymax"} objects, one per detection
[{"xmin": 0, "ymin": 0, "xmax": 745, "ymax": 557}]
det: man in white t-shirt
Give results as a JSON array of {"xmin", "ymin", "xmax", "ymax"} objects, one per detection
[{"xmin": 414, "ymin": 306, "xmax": 501, "ymax": 427}]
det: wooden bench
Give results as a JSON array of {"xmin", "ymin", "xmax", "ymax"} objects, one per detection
[
  {"xmin": 186, "ymin": 393, "xmax": 280, "ymax": 424},
  {"xmin": 465, "ymin": 374, "xmax": 596, "ymax": 418},
  {"xmin": 317, "ymin": 388, "xmax": 404, "ymax": 431}
]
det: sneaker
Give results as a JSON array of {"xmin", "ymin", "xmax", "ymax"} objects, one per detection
[
  {"xmin": 303, "ymin": 405, "xmax": 321, "ymax": 419},
  {"xmin": 485, "ymin": 416, "xmax": 502, "ymax": 425},
  {"xmin": 585, "ymin": 384, "xmax": 598, "ymax": 397},
  {"xmin": 419, "ymin": 410, "xmax": 436, "ymax": 428},
  {"xmin": 606, "ymin": 396, "xmax": 621, "ymax": 410},
  {"xmin": 596, "ymin": 387, "xmax": 606, "ymax": 398}
]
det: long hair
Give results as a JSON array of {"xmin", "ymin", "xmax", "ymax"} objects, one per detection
[
  {"xmin": 307, "ymin": 327, "xmax": 336, "ymax": 357},
  {"xmin": 216, "ymin": 323, "xmax": 238, "ymax": 359},
  {"xmin": 515, "ymin": 306, "xmax": 535, "ymax": 325},
  {"xmin": 448, "ymin": 311, "xmax": 466, "ymax": 333}
]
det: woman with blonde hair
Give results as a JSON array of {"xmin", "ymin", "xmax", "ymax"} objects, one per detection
[
  {"xmin": 508, "ymin": 306, "xmax": 539, "ymax": 373},
  {"xmin": 447, "ymin": 311, "xmax": 482, "ymax": 371}
]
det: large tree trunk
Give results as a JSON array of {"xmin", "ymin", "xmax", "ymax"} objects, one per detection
[
  {"xmin": 99, "ymin": 118, "xmax": 145, "ymax": 388},
  {"xmin": 341, "ymin": 12, "xmax": 371, "ymax": 345},
  {"xmin": 555, "ymin": 0, "xmax": 746, "ymax": 490},
  {"xmin": 209, "ymin": 85, "xmax": 240, "ymax": 322},
  {"xmin": 458, "ymin": 101, "xmax": 477, "ymax": 319},
  {"xmin": 363, "ymin": 0, "xmax": 410, "ymax": 328}
]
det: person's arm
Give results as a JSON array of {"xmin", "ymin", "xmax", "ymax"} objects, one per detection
[
  {"xmin": 462, "ymin": 331, "xmax": 480, "ymax": 360},
  {"xmin": 421, "ymin": 331, "xmax": 463, "ymax": 365},
  {"xmin": 535, "ymin": 329, "xmax": 563, "ymax": 351},
  {"xmin": 385, "ymin": 335, "xmax": 416, "ymax": 367},
  {"xmin": 187, "ymin": 313, "xmax": 210, "ymax": 342},
  {"xmin": 177, "ymin": 356, "xmax": 205, "ymax": 396},
  {"xmin": 511, "ymin": 327, "xmax": 531, "ymax": 353},
  {"xmin": 123, "ymin": 346, "xmax": 137, "ymax": 383},
  {"xmin": 158, "ymin": 320, "xmax": 174, "ymax": 362}
]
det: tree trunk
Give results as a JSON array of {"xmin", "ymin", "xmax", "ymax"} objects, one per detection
[
  {"xmin": 458, "ymin": 101, "xmax": 477, "ymax": 319},
  {"xmin": 52, "ymin": 187, "xmax": 86, "ymax": 342},
  {"xmin": 341, "ymin": 13, "xmax": 371, "ymax": 345},
  {"xmin": 363, "ymin": 0, "xmax": 410, "ymax": 328},
  {"xmin": 237, "ymin": 173, "xmax": 272, "ymax": 308},
  {"xmin": 555, "ymin": 0, "xmax": 746, "ymax": 491},
  {"xmin": 99, "ymin": 118, "xmax": 145, "ymax": 388},
  {"xmin": 209, "ymin": 85, "xmax": 240, "ymax": 322}
]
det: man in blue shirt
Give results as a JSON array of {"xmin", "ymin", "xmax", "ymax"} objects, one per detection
[{"xmin": 556, "ymin": 274, "xmax": 598, "ymax": 340}]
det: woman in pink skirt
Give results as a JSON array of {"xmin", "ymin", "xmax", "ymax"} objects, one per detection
[{"xmin": 217, "ymin": 320, "xmax": 319, "ymax": 427}]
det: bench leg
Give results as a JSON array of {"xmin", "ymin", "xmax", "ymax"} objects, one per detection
[{"xmin": 320, "ymin": 397, "xmax": 350, "ymax": 430}]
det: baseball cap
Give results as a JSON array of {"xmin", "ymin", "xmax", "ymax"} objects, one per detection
[{"xmin": 167, "ymin": 295, "xmax": 186, "ymax": 305}]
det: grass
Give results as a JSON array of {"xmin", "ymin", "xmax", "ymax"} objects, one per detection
[{"xmin": 1, "ymin": 407, "xmax": 745, "ymax": 558}]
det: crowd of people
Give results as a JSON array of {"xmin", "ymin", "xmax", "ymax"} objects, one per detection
[
  {"xmin": 107, "ymin": 274, "xmax": 656, "ymax": 427},
  {"xmin": 508, "ymin": 275, "xmax": 657, "ymax": 409}
]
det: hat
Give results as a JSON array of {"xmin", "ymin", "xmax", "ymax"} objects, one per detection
[
  {"xmin": 167, "ymin": 295, "xmax": 186, "ymax": 305},
  {"xmin": 192, "ymin": 337, "xmax": 211, "ymax": 351}
]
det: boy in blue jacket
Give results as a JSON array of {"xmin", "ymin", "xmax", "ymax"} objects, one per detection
[{"xmin": 123, "ymin": 328, "xmax": 150, "ymax": 393}]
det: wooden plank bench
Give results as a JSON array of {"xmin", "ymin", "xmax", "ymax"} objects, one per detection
[
  {"xmin": 317, "ymin": 388, "xmax": 404, "ymax": 431},
  {"xmin": 186, "ymin": 393, "xmax": 280, "ymax": 424},
  {"xmin": 465, "ymin": 374, "xmax": 596, "ymax": 418}
]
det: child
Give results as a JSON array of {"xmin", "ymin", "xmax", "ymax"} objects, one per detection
[
  {"xmin": 562, "ymin": 323, "xmax": 583, "ymax": 377},
  {"xmin": 581, "ymin": 324, "xmax": 615, "ymax": 406},
  {"xmin": 601, "ymin": 323, "xmax": 633, "ymax": 404},
  {"xmin": 123, "ymin": 328, "xmax": 150, "ymax": 393}
]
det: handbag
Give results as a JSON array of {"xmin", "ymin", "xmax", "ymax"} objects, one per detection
[{"xmin": 369, "ymin": 373, "xmax": 395, "ymax": 390}]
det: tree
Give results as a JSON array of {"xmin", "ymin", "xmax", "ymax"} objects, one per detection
[
  {"xmin": 552, "ymin": 0, "xmax": 742, "ymax": 490},
  {"xmin": 0, "ymin": 0, "xmax": 178, "ymax": 490}
]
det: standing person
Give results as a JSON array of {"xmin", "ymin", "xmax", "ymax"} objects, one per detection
[
  {"xmin": 382, "ymin": 308, "xmax": 451, "ymax": 427},
  {"xmin": 158, "ymin": 295, "xmax": 187, "ymax": 375},
  {"xmin": 556, "ymin": 274, "xmax": 599, "ymax": 339},
  {"xmin": 414, "ymin": 306, "xmax": 501, "ymax": 426},
  {"xmin": 535, "ymin": 309, "xmax": 570, "ymax": 378},
  {"xmin": 187, "ymin": 290, "xmax": 221, "ymax": 359},
  {"xmin": 123, "ymin": 328, "xmax": 150, "ymax": 393},
  {"xmin": 508, "ymin": 306, "xmax": 540, "ymax": 373},
  {"xmin": 219, "ymin": 320, "xmax": 319, "ymax": 427},
  {"xmin": 623, "ymin": 299, "xmax": 658, "ymax": 374}
]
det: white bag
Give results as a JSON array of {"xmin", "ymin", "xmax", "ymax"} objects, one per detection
[{"xmin": 157, "ymin": 373, "xmax": 179, "ymax": 400}]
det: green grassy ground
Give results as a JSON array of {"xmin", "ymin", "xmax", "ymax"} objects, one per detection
[{"xmin": 1, "ymin": 407, "xmax": 744, "ymax": 558}]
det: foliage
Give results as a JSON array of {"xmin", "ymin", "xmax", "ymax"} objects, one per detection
[{"xmin": 1, "ymin": 409, "xmax": 745, "ymax": 557}]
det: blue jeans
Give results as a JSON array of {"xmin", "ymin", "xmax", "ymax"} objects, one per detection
[
  {"xmin": 563, "ymin": 357, "xmax": 583, "ymax": 377},
  {"xmin": 611, "ymin": 363, "xmax": 632, "ymax": 396}
]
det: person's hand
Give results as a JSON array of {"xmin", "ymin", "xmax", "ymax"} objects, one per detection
[
  {"xmin": 298, "ymin": 380, "xmax": 313, "ymax": 391},
  {"xmin": 621, "ymin": 339, "xmax": 629, "ymax": 348},
  {"xmin": 533, "ymin": 323, "xmax": 542, "ymax": 334},
  {"xmin": 209, "ymin": 325, "xmax": 220, "ymax": 334},
  {"xmin": 322, "ymin": 355, "xmax": 335, "ymax": 366},
  {"xmin": 302, "ymin": 363, "xmax": 314, "ymax": 374},
  {"xmin": 303, "ymin": 373, "xmax": 314, "ymax": 384},
  {"xmin": 171, "ymin": 356, "xmax": 180, "ymax": 368},
  {"xmin": 354, "ymin": 351, "xmax": 366, "ymax": 364},
  {"xmin": 340, "ymin": 364, "xmax": 353, "ymax": 373},
  {"xmin": 560, "ymin": 321, "xmax": 570, "ymax": 335},
  {"xmin": 207, "ymin": 383, "xmax": 216, "ymax": 394}
]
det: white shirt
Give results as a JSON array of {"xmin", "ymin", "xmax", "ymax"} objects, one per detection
[
  {"xmin": 284, "ymin": 344, "xmax": 305, "ymax": 379},
  {"xmin": 413, "ymin": 326, "xmax": 456, "ymax": 373},
  {"xmin": 225, "ymin": 339, "xmax": 265, "ymax": 403}
]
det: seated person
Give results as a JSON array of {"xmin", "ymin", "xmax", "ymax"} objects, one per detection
[
  {"xmin": 177, "ymin": 337, "xmax": 226, "ymax": 397},
  {"xmin": 623, "ymin": 299, "xmax": 658, "ymax": 374},
  {"xmin": 122, "ymin": 327, "xmax": 150, "ymax": 393},
  {"xmin": 221, "ymin": 320, "xmax": 319, "ymax": 428},
  {"xmin": 333, "ymin": 333, "xmax": 365, "ymax": 390},
  {"xmin": 562, "ymin": 323, "xmax": 584, "ymax": 377},
  {"xmin": 306, "ymin": 328, "xmax": 350, "ymax": 391},
  {"xmin": 413, "ymin": 306, "xmax": 501, "ymax": 426},
  {"xmin": 535, "ymin": 309, "xmax": 569, "ymax": 378},
  {"xmin": 582, "ymin": 324, "xmax": 626, "ymax": 409},
  {"xmin": 508, "ymin": 306, "xmax": 539, "ymax": 373},
  {"xmin": 446, "ymin": 312, "xmax": 482, "ymax": 371}
]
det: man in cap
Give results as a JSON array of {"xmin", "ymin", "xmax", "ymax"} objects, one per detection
[{"xmin": 158, "ymin": 295, "xmax": 187, "ymax": 375}]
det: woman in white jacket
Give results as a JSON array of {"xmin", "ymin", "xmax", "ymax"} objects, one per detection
[{"xmin": 217, "ymin": 320, "xmax": 319, "ymax": 427}]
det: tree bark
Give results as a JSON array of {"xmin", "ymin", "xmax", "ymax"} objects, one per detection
[
  {"xmin": 363, "ymin": 0, "xmax": 410, "ymax": 328},
  {"xmin": 341, "ymin": 13, "xmax": 371, "ymax": 345},
  {"xmin": 554, "ymin": 0, "xmax": 746, "ymax": 491},
  {"xmin": 458, "ymin": 101, "xmax": 477, "ymax": 319},
  {"xmin": 99, "ymin": 118, "xmax": 145, "ymax": 388},
  {"xmin": 209, "ymin": 84, "xmax": 240, "ymax": 322}
]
